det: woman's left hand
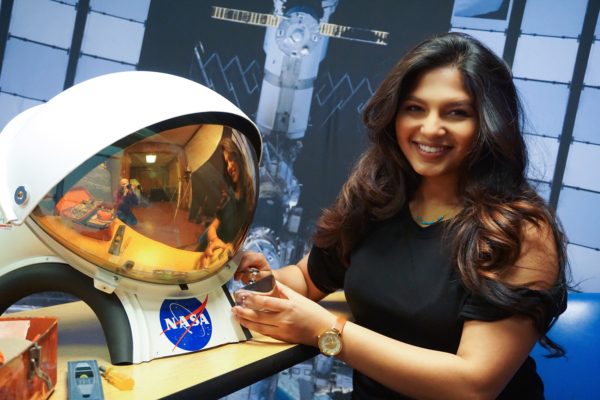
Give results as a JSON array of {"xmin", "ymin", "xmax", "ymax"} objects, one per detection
[{"xmin": 231, "ymin": 282, "xmax": 337, "ymax": 347}]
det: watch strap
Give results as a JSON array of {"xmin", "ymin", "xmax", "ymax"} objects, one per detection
[{"xmin": 332, "ymin": 315, "xmax": 347, "ymax": 335}]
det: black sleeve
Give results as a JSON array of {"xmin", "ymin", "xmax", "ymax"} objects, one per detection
[
  {"xmin": 460, "ymin": 285, "xmax": 567, "ymax": 333},
  {"xmin": 307, "ymin": 245, "xmax": 346, "ymax": 294},
  {"xmin": 460, "ymin": 293, "xmax": 512, "ymax": 321}
]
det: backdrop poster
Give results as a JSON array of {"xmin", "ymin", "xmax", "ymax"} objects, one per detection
[{"xmin": 139, "ymin": 0, "xmax": 454, "ymax": 266}]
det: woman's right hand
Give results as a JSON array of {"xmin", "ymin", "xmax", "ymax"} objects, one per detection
[
  {"xmin": 235, "ymin": 251, "xmax": 273, "ymax": 285},
  {"xmin": 205, "ymin": 236, "xmax": 227, "ymax": 257}
]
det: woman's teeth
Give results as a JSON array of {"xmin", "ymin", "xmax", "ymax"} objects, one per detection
[{"xmin": 417, "ymin": 143, "xmax": 447, "ymax": 153}]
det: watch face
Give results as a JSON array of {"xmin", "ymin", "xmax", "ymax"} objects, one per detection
[{"xmin": 318, "ymin": 331, "xmax": 342, "ymax": 356}]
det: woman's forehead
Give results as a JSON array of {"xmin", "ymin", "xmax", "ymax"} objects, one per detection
[{"xmin": 408, "ymin": 67, "xmax": 470, "ymax": 101}]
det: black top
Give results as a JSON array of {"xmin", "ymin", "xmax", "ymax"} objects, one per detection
[
  {"xmin": 216, "ymin": 192, "xmax": 247, "ymax": 243},
  {"xmin": 308, "ymin": 205, "xmax": 551, "ymax": 399}
]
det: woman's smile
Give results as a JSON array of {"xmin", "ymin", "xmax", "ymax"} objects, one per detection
[{"xmin": 413, "ymin": 141, "xmax": 453, "ymax": 157}]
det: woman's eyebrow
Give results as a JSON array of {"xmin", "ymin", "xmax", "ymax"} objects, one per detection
[
  {"xmin": 403, "ymin": 95, "xmax": 421, "ymax": 102},
  {"xmin": 402, "ymin": 95, "xmax": 472, "ymax": 107},
  {"xmin": 446, "ymin": 100, "xmax": 473, "ymax": 107}
]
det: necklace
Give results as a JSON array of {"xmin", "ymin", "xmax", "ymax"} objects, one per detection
[{"xmin": 415, "ymin": 215, "xmax": 445, "ymax": 226}]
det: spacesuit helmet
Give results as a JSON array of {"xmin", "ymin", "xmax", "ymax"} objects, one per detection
[{"xmin": 0, "ymin": 71, "xmax": 261, "ymax": 286}]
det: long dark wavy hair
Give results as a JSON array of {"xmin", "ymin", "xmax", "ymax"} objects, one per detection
[
  {"xmin": 313, "ymin": 32, "xmax": 569, "ymax": 356},
  {"xmin": 221, "ymin": 135, "xmax": 254, "ymax": 206}
]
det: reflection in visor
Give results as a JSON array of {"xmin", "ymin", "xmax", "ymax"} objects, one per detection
[{"xmin": 31, "ymin": 123, "xmax": 257, "ymax": 285}]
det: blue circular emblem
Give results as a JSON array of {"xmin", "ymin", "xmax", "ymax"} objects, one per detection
[
  {"xmin": 14, "ymin": 186, "xmax": 28, "ymax": 205},
  {"xmin": 159, "ymin": 297, "xmax": 212, "ymax": 351}
]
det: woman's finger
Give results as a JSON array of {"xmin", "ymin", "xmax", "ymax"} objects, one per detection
[
  {"xmin": 238, "ymin": 292, "xmax": 288, "ymax": 312},
  {"xmin": 238, "ymin": 252, "xmax": 270, "ymax": 272},
  {"xmin": 232, "ymin": 306, "xmax": 278, "ymax": 326},
  {"xmin": 234, "ymin": 316, "xmax": 286, "ymax": 340},
  {"xmin": 235, "ymin": 252, "xmax": 274, "ymax": 284}
]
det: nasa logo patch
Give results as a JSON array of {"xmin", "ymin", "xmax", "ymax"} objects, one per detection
[{"xmin": 159, "ymin": 296, "xmax": 212, "ymax": 351}]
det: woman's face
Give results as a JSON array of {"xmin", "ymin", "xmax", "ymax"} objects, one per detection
[
  {"xmin": 224, "ymin": 151, "xmax": 240, "ymax": 185},
  {"xmin": 395, "ymin": 67, "xmax": 477, "ymax": 181}
]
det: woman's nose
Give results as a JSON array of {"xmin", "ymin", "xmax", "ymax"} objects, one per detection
[{"xmin": 420, "ymin": 113, "xmax": 445, "ymax": 135}]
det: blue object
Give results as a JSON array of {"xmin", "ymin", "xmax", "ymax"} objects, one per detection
[
  {"xmin": 415, "ymin": 215, "xmax": 444, "ymax": 226},
  {"xmin": 14, "ymin": 185, "xmax": 27, "ymax": 205},
  {"xmin": 531, "ymin": 292, "xmax": 600, "ymax": 399},
  {"xmin": 67, "ymin": 359, "xmax": 104, "ymax": 400}
]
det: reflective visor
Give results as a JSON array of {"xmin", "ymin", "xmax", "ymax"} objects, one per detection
[{"xmin": 31, "ymin": 121, "xmax": 258, "ymax": 285}]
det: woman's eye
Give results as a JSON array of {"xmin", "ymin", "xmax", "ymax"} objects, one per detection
[
  {"xmin": 449, "ymin": 109, "xmax": 470, "ymax": 117},
  {"xmin": 404, "ymin": 104, "xmax": 422, "ymax": 112}
]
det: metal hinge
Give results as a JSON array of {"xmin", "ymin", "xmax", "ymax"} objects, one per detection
[{"xmin": 29, "ymin": 343, "xmax": 53, "ymax": 392}]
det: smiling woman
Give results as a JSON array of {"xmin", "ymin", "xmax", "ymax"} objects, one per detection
[{"xmin": 231, "ymin": 32, "xmax": 570, "ymax": 400}]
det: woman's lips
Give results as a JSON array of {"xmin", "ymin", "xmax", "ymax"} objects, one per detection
[{"xmin": 414, "ymin": 142, "xmax": 451, "ymax": 158}]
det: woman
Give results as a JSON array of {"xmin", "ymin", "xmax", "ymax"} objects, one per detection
[
  {"xmin": 114, "ymin": 178, "xmax": 138, "ymax": 226},
  {"xmin": 232, "ymin": 32, "xmax": 569, "ymax": 399},
  {"xmin": 200, "ymin": 136, "xmax": 254, "ymax": 258}
]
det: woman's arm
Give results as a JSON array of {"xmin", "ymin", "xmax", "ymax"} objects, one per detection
[
  {"xmin": 233, "ymin": 222, "xmax": 560, "ymax": 399},
  {"xmin": 206, "ymin": 217, "xmax": 220, "ymax": 243},
  {"xmin": 204, "ymin": 218, "xmax": 228, "ymax": 256},
  {"xmin": 235, "ymin": 283, "xmax": 537, "ymax": 399}
]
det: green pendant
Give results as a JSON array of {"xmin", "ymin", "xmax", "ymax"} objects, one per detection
[{"xmin": 416, "ymin": 215, "xmax": 444, "ymax": 226}]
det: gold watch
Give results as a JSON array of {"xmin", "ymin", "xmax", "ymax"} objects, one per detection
[{"xmin": 317, "ymin": 316, "xmax": 347, "ymax": 357}]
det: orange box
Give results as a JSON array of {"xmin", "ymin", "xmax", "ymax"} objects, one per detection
[{"xmin": 0, "ymin": 317, "xmax": 58, "ymax": 400}]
